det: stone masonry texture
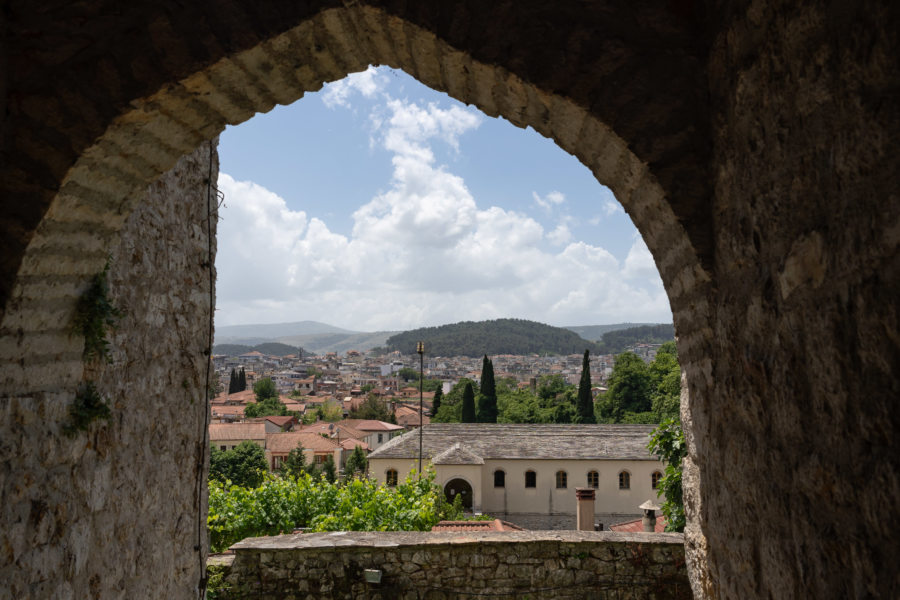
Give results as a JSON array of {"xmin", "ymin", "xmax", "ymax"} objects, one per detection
[
  {"xmin": 219, "ymin": 530, "xmax": 690, "ymax": 600},
  {"xmin": 0, "ymin": 143, "xmax": 217, "ymax": 599},
  {"xmin": 0, "ymin": 1, "xmax": 898, "ymax": 599}
]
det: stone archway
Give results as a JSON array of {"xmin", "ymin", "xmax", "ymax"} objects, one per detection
[
  {"xmin": 444, "ymin": 478, "xmax": 474, "ymax": 511},
  {"xmin": 1, "ymin": 2, "xmax": 897, "ymax": 600}
]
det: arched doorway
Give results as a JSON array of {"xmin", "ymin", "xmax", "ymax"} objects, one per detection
[{"xmin": 444, "ymin": 478, "xmax": 473, "ymax": 511}]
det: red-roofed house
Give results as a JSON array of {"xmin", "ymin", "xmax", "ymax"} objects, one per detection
[
  {"xmin": 340, "ymin": 419, "xmax": 405, "ymax": 450},
  {"xmin": 265, "ymin": 432, "xmax": 341, "ymax": 471},
  {"xmin": 209, "ymin": 423, "xmax": 266, "ymax": 451}
]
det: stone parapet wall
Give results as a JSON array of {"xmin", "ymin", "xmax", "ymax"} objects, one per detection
[{"xmin": 217, "ymin": 531, "xmax": 689, "ymax": 599}]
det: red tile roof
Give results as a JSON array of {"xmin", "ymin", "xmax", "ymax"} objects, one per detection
[
  {"xmin": 266, "ymin": 432, "xmax": 340, "ymax": 454},
  {"xmin": 431, "ymin": 519, "xmax": 525, "ymax": 532},
  {"xmin": 209, "ymin": 423, "xmax": 266, "ymax": 441},
  {"xmin": 609, "ymin": 515, "xmax": 668, "ymax": 533},
  {"xmin": 341, "ymin": 419, "xmax": 404, "ymax": 432}
]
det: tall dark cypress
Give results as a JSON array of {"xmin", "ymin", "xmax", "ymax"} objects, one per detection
[
  {"xmin": 477, "ymin": 355, "xmax": 498, "ymax": 423},
  {"xmin": 432, "ymin": 386, "xmax": 443, "ymax": 416},
  {"xmin": 461, "ymin": 382, "xmax": 477, "ymax": 423},
  {"xmin": 576, "ymin": 349, "xmax": 597, "ymax": 424},
  {"xmin": 228, "ymin": 368, "xmax": 237, "ymax": 394},
  {"xmin": 238, "ymin": 367, "xmax": 247, "ymax": 391}
]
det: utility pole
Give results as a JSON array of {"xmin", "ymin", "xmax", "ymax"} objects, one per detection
[{"xmin": 417, "ymin": 341, "xmax": 424, "ymax": 478}]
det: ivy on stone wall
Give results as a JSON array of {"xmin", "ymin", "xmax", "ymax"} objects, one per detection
[
  {"xmin": 63, "ymin": 382, "xmax": 111, "ymax": 436},
  {"xmin": 71, "ymin": 259, "xmax": 121, "ymax": 363}
]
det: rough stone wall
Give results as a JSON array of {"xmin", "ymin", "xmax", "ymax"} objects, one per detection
[
  {"xmin": 0, "ymin": 143, "xmax": 216, "ymax": 599},
  {"xmin": 0, "ymin": 2, "xmax": 897, "ymax": 600},
  {"xmin": 219, "ymin": 531, "xmax": 689, "ymax": 600},
  {"xmin": 679, "ymin": 1, "xmax": 900, "ymax": 598}
]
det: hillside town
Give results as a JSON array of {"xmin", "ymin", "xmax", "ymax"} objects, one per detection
[
  {"xmin": 208, "ymin": 343, "xmax": 670, "ymax": 532},
  {"xmin": 211, "ymin": 344, "xmax": 664, "ymax": 424}
]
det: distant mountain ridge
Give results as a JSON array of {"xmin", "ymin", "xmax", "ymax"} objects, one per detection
[
  {"xmin": 212, "ymin": 342, "xmax": 304, "ymax": 357},
  {"xmin": 215, "ymin": 320, "xmax": 355, "ymax": 344},
  {"xmin": 386, "ymin": 319, "xmax": 603, "ymax": 357},
  {"xmin": 214, "ymin": 319, "xmax": 671, "ymax": 355}
]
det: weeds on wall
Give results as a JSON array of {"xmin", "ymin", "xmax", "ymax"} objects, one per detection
[
  {"xmin": 63, "ymin": 381, "xmax": 112, "ymax": 436},
  {"xmin": 72, "ymin": 259, "xmax": 121, "ymax": 363},
  {"xmin": 66, "ymin": 260, "xmax": 120, "ymax": 435}
]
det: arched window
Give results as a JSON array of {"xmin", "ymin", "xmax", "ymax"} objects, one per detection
[
  {"xmin": 525, "ymin": 470, "xmax": 537, "ymax": 488},
  {"xmin": 587, "ymin": 470, "xmax": 599, "ymax": 488},
  {"xmin": 494, "ymin": 469, "xmax": 506, "ymax": 488},
  {"xmin": 651, "ymin": 471, "xmax": 663, "ymax": 490},
  {"xmin": 555, "ymin": 470, "xmax": 568, "ymax": 489},
  {"xmin": 386, "ymin": 468, "xmax": 398, "ymax": 487},
  {"xmin": 618, "ymin": 470, "xmax": 630, "ymax": 490}
]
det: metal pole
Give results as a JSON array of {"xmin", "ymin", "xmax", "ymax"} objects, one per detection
[{"xmin": 417, "ymin": 341, "xmax": 424, "ymax": 477}]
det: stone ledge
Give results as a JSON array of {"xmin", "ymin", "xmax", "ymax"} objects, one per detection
[{"xmin": 230, "ymin": 529, "xmax": 684, "ymax": 551}]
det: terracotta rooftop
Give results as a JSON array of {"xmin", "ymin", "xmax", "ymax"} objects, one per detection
[
  {"xmin": 266, "ymin": 432, "xmax": 340, "ymax": 453},
  {"xmin": 369, "ymin": 424, "xmax": 659, "ymax": 461},
  {"xmin": 609, "ymin": 515, "xmax": 668, "ymax": 533},
  {"xmin": 209, "ymin": 423, "xmax": 266, "ymax": 441},
  {"xmin": 431, "ymin": 519, "xmax": 525, "ymax": 532},
  {"xmin": 341, "ymin": 419, "xmax": 405, "ymax": 432}
]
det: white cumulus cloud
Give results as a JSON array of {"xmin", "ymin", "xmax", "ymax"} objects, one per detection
[{"xmin": 215, "ymin": 76, "xmax": 671, "ymax": 330}]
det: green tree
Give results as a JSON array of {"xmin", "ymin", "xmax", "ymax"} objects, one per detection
[
  {"xmin": 397, "ymin": 367, "xmax": 419, "ymax": 382},
  {"xmin": 430, "ymin": 378, "xmax": 474, "ymax": 423},
  {"xmin": 536, "ymin": 374, "xmax": 568, "ymax": 401},
  {"xmin": 344, "ymin": 445, "xmax": 368, "ymax": 478},
  {"xmin": 461, "ymin": 382, "xmax": 477, "ymax": 423},
  {"xmin": 316, "ymin": 399, "xmax": 343, "ymax": 422},
  {"xmin": 575, "ymin": 350, "xmax": 597, "ymax": 424},
  {"xmin": 253, "ymin": 377, "xmax": 278, "ymax": 402},
  {"xmin": 244, "ymin": 395, "xmax": 288, "ymax": 418},
  {"xmin": 207, "ymin": 468, "xmax": 467, "ymax": 553},
  {"xmin": 649, "ymin": 341, "xmax": 681, "ymax": 421},
  {"xmin": 209, "ymin": 440, "xmax": 268, "ymax": 488},
  {"xmin": 279, "ymin": 443, "xmax": 308, "ymax": 478},
  {"xmin": 431, "ymin": 386, "xmax": 443, "ymax": 416},
  {"xmin": 228, "ymin": 368, "xmax": 238, "ymax": 394},
  {"xmin": 602, "ymin": 352, "xmax": 651, "ymax": 421},
  {"xmin": 349, "ymin": 394, "xmax": 391, "ymax": 421},
  {"xmin": 477, "ymin": 355, "xmax": 498, "ymax": 423},
  {"xmin": 238, "ymin": 368, "xmax": 246, "ymax": 391},
  {"xmin": 322, "ymin": 455, "xmax": 337, "ymax": 483},
  {"xmin": 648, "ymin": 417, "xmax": 686, "ymax": 532}
]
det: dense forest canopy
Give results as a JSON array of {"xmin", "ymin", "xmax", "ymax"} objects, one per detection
[
  {"xmin": 595, "ymin": 324, "xmax": 675, "ymax": 354},
  {"xmin": 386, "ymin": 319, "xmax": 601, "ymax": 357}
]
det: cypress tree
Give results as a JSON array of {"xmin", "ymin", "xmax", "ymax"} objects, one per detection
[
  {"xmin": 477, "ymin": 355, "xmax": 498, "ymax": 423},
  {"xmin": 432, "ymin": 386, "xmax": 443, "ymax": 416},
  {"xmin": 461, "ymin": 382, "xmax": 477, "ymax": 423},
  {"xmin": 575, "ymin": 349, "xmax": 597, "ymax": 424},
  {"xmin": 238, "ymin": 367, "xmax": 247, "ymax": 391},
  {"xmin": 228, "ymin": 368, "xmax": 237, "ymax": 394}
]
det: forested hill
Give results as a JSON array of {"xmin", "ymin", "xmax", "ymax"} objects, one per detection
[
  {"xmin": 386, "ymin": 319, "xmax": 602, "ymax": 357},
  {"xmin": 595, "ymin": 324, "xmax": 674, "ymax": 354}
]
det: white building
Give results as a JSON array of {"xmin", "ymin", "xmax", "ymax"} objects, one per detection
[{"xmin": 367, "ymin": 423, "xmax": 665, "ymax": 530}]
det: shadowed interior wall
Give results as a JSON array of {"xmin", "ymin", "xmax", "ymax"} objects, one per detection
[
  {"xmin": 0, "ymin": 1, "xmax": 897, "ymax": 599},
  {"xmin": 0, "ymin": 144, "xmax": 217, "ymax": 599}
]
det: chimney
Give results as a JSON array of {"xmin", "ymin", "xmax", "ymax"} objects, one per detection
[
  {"xmin": 639, "ymin": 499, "xmax": 661, "ymax": 532},
  {"xmin": 575, "ymin": 487, "xmax": 595, "ymax": 531}
]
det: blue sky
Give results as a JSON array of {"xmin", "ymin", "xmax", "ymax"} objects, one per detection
[{"xmin": 216, "ymin": 66, "xmax": 669, "ymax": 331}]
